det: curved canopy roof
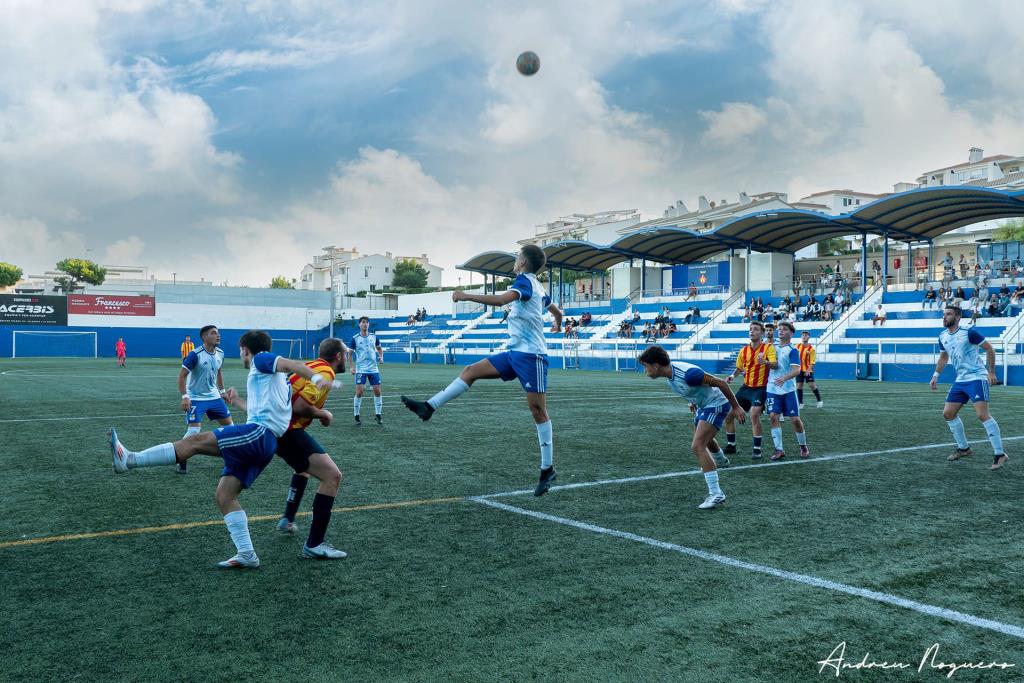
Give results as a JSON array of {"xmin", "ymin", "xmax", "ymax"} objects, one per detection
[{"xmin": 458, "ymin": 186, "xmax": 1024, "ymax": 276}]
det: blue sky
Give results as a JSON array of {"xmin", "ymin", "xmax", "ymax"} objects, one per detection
[{"xmin": 2, "ymin": 0, "xmax": 1022, "ymax": 286}]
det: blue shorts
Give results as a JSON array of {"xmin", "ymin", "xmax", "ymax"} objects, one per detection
[
  {"xmin": 488, "ymin": 351, "xmax": 548, "ymax": 393},
  {"xmin": 693, "ymin": 403, "xmax": 729, "ymax": 430},
  {"xmin": 185, "ymin": 398, "xmax": 231, "ymax": 425},
  {"xmin": 946, "ymin": 379, "xmax": 990, "ymax": 405},
  {"xmin": 355, "ymin": 372, "xmax": 381, "ymax": 386},
  {"xmin": 766, "ymin": 391, "xmax": 800, "ymax": 417},
  {"xmin": 214, "ymin": 423, "xmax": 277, "ymax": 489}
]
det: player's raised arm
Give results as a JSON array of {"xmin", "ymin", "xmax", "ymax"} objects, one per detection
[
  {"xmin": 452, "ymin": 288, "xmax": 520, "ymax": 307},
  {"xmin": 931, "ymin": 350, "xmax": 949, "ymax": 390},
  {"xmin": 274, "ymin": 356, "xmax": 332, "ymax": 389}
]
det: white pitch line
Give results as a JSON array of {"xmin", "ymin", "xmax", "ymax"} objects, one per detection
[
  {"xmin": 477, "ymin": 434, "xmax": 1024, "ymax": 499},
  {"xmin": 471, "ymin": 497, "xmax": 1024, "ymax": 640}
]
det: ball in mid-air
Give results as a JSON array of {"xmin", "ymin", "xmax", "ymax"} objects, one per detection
[{"xmin": 516, "ymin": 51, "xmax": 540, "ymax": 76}]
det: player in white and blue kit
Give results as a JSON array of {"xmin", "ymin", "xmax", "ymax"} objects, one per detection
[
  {"xmin": 638, "ymin": 345, "xmax": 746, "ymax": 509},
  {"xmin": 350, "ymin": 316, "xmax": 384, "ymax": 425},
  {"xmin": 176, "ymin": 324, "xmax": 233, "ymax": 474},
  {"xmin": 930, "ymin": 305, "xmax": 1007, "ymax": 469},
  {"xmin": 765, "ymin": 322, "xmax": 810, "ymax": 460},
  {"xmin": 110, "ymin": 330, "xmax": 333, "ymax": 568},
  {"xmin": 401, "ymin": 245, "xmax": 564, "ymax": 496}
]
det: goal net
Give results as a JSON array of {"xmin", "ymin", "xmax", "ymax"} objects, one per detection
[
  {"xmin": 12, "ymin": 331, "xmax": 98, "ymax": 358},
  {"xmin": 271, "ymin": 338, "xmax": 303, "ymax": 359}
]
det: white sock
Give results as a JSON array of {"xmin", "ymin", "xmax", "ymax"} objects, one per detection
[
  {"xmin": 704, "ymin": 470, "xmax": 722, "ymax": 496},
  {"xmin": 133, "ymin": 443, "xmax": 177, "ymax": 468},
  {"xmin": 224, "ymin": 510, "xmax": 255, "ymax": 557},
  {"xmin": 983, "ymin": 417, "xmax": 1003, "ymax": 455},
  {"xmin": 537, "ymin": 420, "xmax": 553, "ymax": 469},
  {"xmin": 712, "ymin": 448, "xmax": 726, "ymax": 460},
  {"xmin": 771, "ymin": 427, "xmax": 783, "ymax": 451},
  {"xmin": 796, "ymin": 431, "xmax": 807, "ymax": 446},
  {"xmin": 353, "ymin": 396, "xmax": 362, "ymax": 416},
  {"xmin": 946, "ymin": 417, "xmax": 969, "ymax": 449},
  {"xmin": 182, "ymin": 426, "xmax": 200, "ymax": 439},
  {"xmin": 374, "ymin": 395, "xmax": 383, "ymax": 415},
  {"xmin": 428, "ymin": 378, "xmax": 470, "ymax": 410}
]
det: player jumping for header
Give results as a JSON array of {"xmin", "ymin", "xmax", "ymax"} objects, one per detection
[
  {"xmin": 930, "ymin": 305, "xmax": 1008, "ymax": 469},
  {"xmin": 400, "ymin": 244, "xmax": 563, "ymax": 496}
]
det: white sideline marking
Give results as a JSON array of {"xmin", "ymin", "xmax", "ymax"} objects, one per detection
[
  {"xmin": 477, "ymin": 435, "xmax": 1024, "ymax": 499},
  {"xmin": 471, "ymin": 497, "xmax": 1024, "ymax": 640}
]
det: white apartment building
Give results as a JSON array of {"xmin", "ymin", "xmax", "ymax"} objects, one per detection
[
  {"xmin": 518, "ymin": 210, "xmax": 642, "ymax": 247},
  {"xmin": 916, "ymin": 147, "xmax": 1024, "ymax": 189},
  {"xmin": 622, "ymin": 191, "xmax": 794, "ymax": 236},
  {"xmin": 298, "ymin": 246, "xmax": 443, "ymax": 302}
]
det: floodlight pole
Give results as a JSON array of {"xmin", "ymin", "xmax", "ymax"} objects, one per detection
[
  {"xmin": 860, "ymin": 233, "xmax": 868, "ymax": 294},
  {"xmin": 882, "ymin": 233, "xmax": 889, "ymax": 292},
  {"xmin": 640, "ymin": 259, "xmax": 646, "ymax": 299}
]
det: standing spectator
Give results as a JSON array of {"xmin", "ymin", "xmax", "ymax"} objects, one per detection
[
  {"xmin": 958, "ymin": 254, "xmax": 968, "ymax": 279},
  {"xmin": 180, "ymin": 335, "xmax": 195, "ymax": 359},
  {"xmin": 115, "ymin": 337, "xmax": 127, "ymax": 368},
  {"xmin": 685, "ymin": 282, "xmax": 698, "ymax": 301},
  {"xmin": 871, "ymin": 260, "xmax": 882, "ymax": 286},
  {"xmin": 967, "ymin": 294, "xmax": 983, "ymax": 326},
  {"xmin": 872, "ymin": 303, "xmax": 887, "ymax": 326}
]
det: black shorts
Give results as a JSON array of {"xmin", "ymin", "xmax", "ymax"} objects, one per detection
[
  {"xmin": 797, "ymin": 371, "xmax": 815, "ymax": 384},
  {"xmin": 736, "ymin": 385, "xmax": 767, "ymax": 411},
  {"xmin": 275, "ymin": 428, "xmax": 325, "ymax": 474}
]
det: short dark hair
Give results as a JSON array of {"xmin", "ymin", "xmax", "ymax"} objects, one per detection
[
  {"xmin": 800, "ymin": 329, "xmax": 810, "ymax": 336},
  {"xmin": 945, "ymin": 305, "xmax": 963, "ymax": 317},
  {"xmin": 778, "ymin": 321, "xmax": 795, "ymax": 333},
  {"xmin": 358, "ymin": 316, "xmax": 370, "ymax": 323},
  {"xmin": 200, "ymin": 325, "xmax": 218, "ymax": 337},
  {"xmin": 239, "ymin": 330, "xmax": 272, "ymax": 355},
  {"xmin": 520, "ymin": 244, "xmax": 547, "ymax": 273},
  {"xmin": 749, "ymin": 321, "xmax": 764, "ymax": 330},
  {"xmin": 638, "ymin": 345, "xmax": 671, "ymax": 366},
  {"xmin": 319, "ymin": 337, "xmax": 344, "ymax": 361}
]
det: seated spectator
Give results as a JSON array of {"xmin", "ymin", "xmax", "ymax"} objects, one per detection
[
  {"xmin": 643, "ymin": 325, "xmax": 657, "ymax": 343},
  {"xmin": 632, "ymin": 311, "xmax": 641, "ymax": 323},
  {"xmin": 998, "ymin": 293, "xmax": 1013, "ymax": 316},
  {"xmin": 406, "ymin": 314, "xmax": 416, "ymax": 325},
  {"xmin": 763, "ymin": 304, "xmax": 775, "ymax": 322},
  {"xmin": 922, "ymin": 286, "xmax": 937, "ymax": 309},
  {"xmin": 668, "ymin": 321, "xmax": 677, "ymax": 335},
  {"xmin": 823, "ymin": 301, "xmax": 835, "ymax": 321},
  {"xmin": 1014, "ymin": 281, "xmax": 1024, "ymax": 302},
  {"xmin": 987, "ymin": 294, "xmax": 1000, "ymax": 317},
  {"xmin": 953, "ymin": 286, "xmax": 967, "ymax": 304},
  {"xmin": 872, "ymin": 303, "xmax": 887, "ymax": 326},
  {"xmin": 999, "ymin": 282, "xmax": 1011, "ymax": 298},
  {"xmin": 967, "ymin": 296, "xmax": 983, "ymax": 326},
  {"xmin": 581, "ymin": 311, "xmax": 592, "ymax": 326}
]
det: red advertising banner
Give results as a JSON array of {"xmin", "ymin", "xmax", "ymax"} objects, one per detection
[{"xmin": 68, "ymin": 294, "xmax": 156, "ymax": 316}]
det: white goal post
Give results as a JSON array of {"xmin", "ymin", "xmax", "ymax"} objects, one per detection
[
  {"xmin": 12, "ymin": 330, "xmax": 98, "ymax": 358},
  {"xmin": 270, "ymin": 338, "xmax": 303, "ymax": 359}
]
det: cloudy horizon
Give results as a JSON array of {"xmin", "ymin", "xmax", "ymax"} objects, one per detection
[{"xmin": 2, "ymin": 0, "xmax": 1023, "ymax": 286}]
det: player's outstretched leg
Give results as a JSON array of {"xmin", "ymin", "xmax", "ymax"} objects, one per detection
[
  {"xmin": 943, "ymin": 403, "xmax": 973, "ymax": 461},
  {"xmin": 708, "ymin": 437, "xmax": 731, "ymax": 468},
  {"xmin": 976, "ymin": 403, "xmax": 1008, "ymax": 470},
  {"xmin": 373, "ymin": 386, "xmax": 383, "ymax": 425},
  {"xmin": 402, "ymin": 359, "xmax": 500, "ymax": 421}
]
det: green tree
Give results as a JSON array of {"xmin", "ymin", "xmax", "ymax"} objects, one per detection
[
  {"xmin": 54, "ymin": 258, "xmax": 106, "ymax": 293},
  {"xmin": 392, "ymin": 259, "xmax": 429, "ymax": 289},
  {"xmin": 269, "ymin": 275, "xmax": 295, "ymax": 289},
  {"xmin": 816, "ymin": 237, "xmax": 849, "ymax": 257},
  {"xmin": 993, "ymin": 218, "xmax": 1024, "ymax": 242},
  {"xmin": 0, "ymin": 262, "xmax": 22, "ymax": 288}
]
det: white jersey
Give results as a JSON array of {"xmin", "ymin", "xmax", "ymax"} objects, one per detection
[
  {"xmin": 667, "ymin": 361, "xmax": 728, "ymax": 410},
  {"xmin": 938, "ymin": 326, "xmax": 988, "ymax": 383},
  {"xmin": 508, "ymin": 273, "xmax": 551, "ymax": 355},
  {"xmin": 182, "ymin": 346, "xmax": 224, "ymax": 401},
  {"xmin": 350, "ymin": 333, "xmax": 381, "ymax": 374},
  {"xmin": 247, "ymin": 352, "xmax": 292, "ymax": 437},
  {"xmin": 768, "ymin": 344, "xmax": 800, "ymax": 395}
]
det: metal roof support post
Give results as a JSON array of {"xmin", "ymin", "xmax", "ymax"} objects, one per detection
[
  {"xmin": 641, "ymin": 259, "xmax": 646, "ymax": 299},
  {"xmin": 558, "ymin": 267, "xmax": 564, "ymax": 306},
  {"xmin": 745, "ymin": 243, "xmax": 752, "ymax": 295},
  {"xmin": 882, "ymin": 232, "xmax": 889, "ymax": 292},
  {"xmin": 928, "ymin": 241, "xmax": 934, "ymax": 284},
  {"xmin": 907, "ymin": 241, "xmax": 913, "ymax": 285},
  {"xmin": 860, "ymin": 232, "xmax": 868, "ymax": 295}
]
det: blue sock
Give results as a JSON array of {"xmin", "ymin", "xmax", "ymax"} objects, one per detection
[
  {"xmin": 946, "ymin": 417, "xmax": 969, "ymax": 449},
  {"xmin": 982, "ymin": 417, "xmax": 1003, "ymax": 455}
]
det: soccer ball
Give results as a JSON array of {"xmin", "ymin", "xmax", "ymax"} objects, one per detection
[{"xmin": 516, "ymin": 51, "xmax": 540, "ymax": 76}]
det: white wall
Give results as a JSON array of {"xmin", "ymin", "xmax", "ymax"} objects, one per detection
[{"xmin": 747, "ymin": 252, "xmax": 794, "ymax": 293}]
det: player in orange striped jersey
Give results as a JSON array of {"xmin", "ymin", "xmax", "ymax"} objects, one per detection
[
  {"xmin": 274, "ymin": 337, "xmax": 350, "ymax": 559},
  {"xmin": 724, "ymin": 321, "xmax": 776, "ymax": 459},
  {"xmin": 795, "ymin": 330, "xmax": 823, "ymax": 409}
]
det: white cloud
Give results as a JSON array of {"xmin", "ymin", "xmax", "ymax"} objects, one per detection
[
  {"xmin": 700, "ymin": 102, "xmax": 768, "ymax": 145},
  {"xmin": 0, "ymin": 214, "xmax": 87, "ymax": 274},
  {"xmin": 104, "ymin": 236, "xmax": 146, "ymax": 264}
]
